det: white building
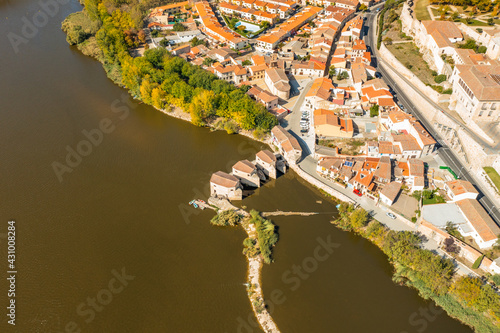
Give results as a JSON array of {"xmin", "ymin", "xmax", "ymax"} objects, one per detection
[
  {"xmin": 265, "ymin": 68, "xmax": 290, "ymax": 99},
  {"xmin": 444, "ymin": 179, "xmax": 479, "ymax": 202},
  {"xmin": 449, "ymin": 62, "xmax": 500, "ymax": 122}
]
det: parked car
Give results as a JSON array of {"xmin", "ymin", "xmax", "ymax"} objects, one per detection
[
  {"xmin": 353, "ymin": 189, "xmax": 362, "ymax": 197},
  {"xmin": 386, "ymin": 212, "xmax": 396, "ymax": 219},
  {"xmin": 300, "ymin": 128, "xmax": 308, "ymax": 133}
]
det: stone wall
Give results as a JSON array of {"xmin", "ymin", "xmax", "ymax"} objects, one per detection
[
  {"xmin": 379, "ymin": 43, "xmax": 442, "ymax": 103},
  {"xmin": 379, "ymin": 57, "xmax": 496, "ymax": 170},
  {"xmin": 290, "ymin": 164, "xmax": 356, "ymax": 204},
  {"xmin": 456, "ymin": 22, "xmax": 481, "ymax": 41}
]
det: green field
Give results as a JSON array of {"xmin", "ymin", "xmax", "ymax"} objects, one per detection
[
  {"xmin": 415, "ymin": 0, "xmax": 431, "ymax": 21},
  {"xmin": 484, "ymin": 167, "xmax": 500, "ymax": 192}
]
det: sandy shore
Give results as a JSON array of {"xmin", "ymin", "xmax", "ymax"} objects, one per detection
[{"xmin": 242, "ymin": 221, "xmax": 281, "ymax": 333}]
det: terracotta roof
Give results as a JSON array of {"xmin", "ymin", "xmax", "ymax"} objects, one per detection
[
  {"xmin": 380, "ymin": 181, "xmax": 402, "ymax": 202},
  {"xmin": 352, "ymin": 170, "xmax": 374, "ymax": 188},
  {"xmin": 375, "ymin": 156, "xmax": 391, "ymax": 181},
  {"xmin": 363, "ymin": 157, "xmax": 380, "ymax": 171},
  {"xmin": 378, "ymin": 141, "xmax": 395, "ymax": 155},
  {"xmin": 210, "ymin": 171, "xmax": 240, "ymax": 187},
  {"xmin": 408, "ymin": 158, "xmax": 424, "ymax": 177},
  {"xmin": 456, "ymin": 199, "xmax": 500, "ymax": 242},
  {"xmin": 393, "ymin": 134, "xmax": 421, "ymax": 152},
  {"xmin": 397, "ymin": 161, "xmax": 409, "ymax": 177},
  {"xmin": 306, "ymin": 77, "xmax": 334, "ymax": 100},
  {"xmin": 422, "ymin": 20, "xmax": 462, "ymax": 48},
  {"xmin": 388, "ymin": 109, "xmax": 412, "ymax": 123},
  {"xmin": 446, "ymin": 180, "xmax": 478, "ymax": 196},
  {"xmin": 233, "ymin": 160, "xmax": 256, "ymax": 173},
  {"xmin": 455, "ymin": 64, "xmax": 500, "ymax": 101},
  {"xmin": 256, "ymin": 150, "xmax": 277, "ymax": 164},
  {"xmin": 319, "ymin": 157, "xmax": 344, "ymax": 170}
]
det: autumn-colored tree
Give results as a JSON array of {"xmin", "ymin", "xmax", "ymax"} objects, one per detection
[{"xmin": 451, "ymin": 276, "xmax": 482, "ymax": 308}]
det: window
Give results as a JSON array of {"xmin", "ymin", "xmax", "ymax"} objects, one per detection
[
  {"xmin": 479, "ymin": 111, "xmax": 483, "ymax": 117},
  {"xmin": 488, "ymin": 111, "xmax": 493, "ymax": 117}
]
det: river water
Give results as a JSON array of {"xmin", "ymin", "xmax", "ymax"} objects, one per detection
[{"xmin": 0, "ymin": 1, "xmax": 472, "ymax": 332}]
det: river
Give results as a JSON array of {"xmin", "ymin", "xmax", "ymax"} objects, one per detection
[{"xmin": 0, "ymin": 1, "xmax": 473, "ymax": 332}]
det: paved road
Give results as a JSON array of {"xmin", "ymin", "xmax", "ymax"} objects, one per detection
[
  {"xmin": 364, "ymin": 11, "xmax": 500, "ymax": 226},
  {"xmin": 298, "ymin": 155, "xmax": 476, "ymax": 276},
  {"xmin": 285, "ymin": 79, "xmax": 315, "ymax": 155}
]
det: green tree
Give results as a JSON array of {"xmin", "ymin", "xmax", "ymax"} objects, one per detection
[
  {"xmin": 242, "ymin": 60, "xmax": 252, "ymax": 66},
  {"xmin": 434, "ymin": 74, "xmax": 447, "ymax": 83},
  {"xmin": 173, "ymin": 22, "xmax": 186, "ymax": 31},
  {"xmin": 336, "ymin": 71, "xmax": 349, "ymax": 80},
  {"xmin": 370, "ymin": 104, "xmax": 379, "ymax": 117},
  {"xmin": 203, "ymin": 57, "xmax": 216, "ymax": 66},
  {"xmin": 191, "ymin": 36, "xmax": 205, "ymax": 47}
]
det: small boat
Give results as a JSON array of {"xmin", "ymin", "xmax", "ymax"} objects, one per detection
[
  {"xmin": 336, "ymin": 204, "xmax": 341, "ymax": 209},
  {"xmin": 189, "ymin": 200, "xmax": 195, "ymax": 205},
  {"xmin": 193, "ymin": 203, "xmax": 199, "ymax": 209},
  {"xmin": 199, "ymin": 200, "xmax": 206, "ymax": 204}
]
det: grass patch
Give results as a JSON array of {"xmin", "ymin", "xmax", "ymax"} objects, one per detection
[
  {"xmin": 459, "ymin": 18, "xmax": 490, "ymax": 26},
  {"xmin": 484, "ymin": 167, "xmax": 500, "ymax": 192},
  {"xmin": 386, "ymin": 42, "xmax": 435, "ymax": 85},
  {"xmin": 415, "ymin": 0, "xmax": 431, "ymax": 20},
  {"xmin": 422, "ymin": 195, "xmax": 446, "ymax": 205}
]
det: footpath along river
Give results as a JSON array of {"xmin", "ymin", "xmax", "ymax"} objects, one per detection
[{"xmin": 0, "ymin": 0, "xmax": 472, "ymax": 332}]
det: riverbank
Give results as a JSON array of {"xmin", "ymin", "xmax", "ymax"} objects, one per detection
[{"xmin": 63, "ymin": 6, "xmax": 500, "ymax": 333}]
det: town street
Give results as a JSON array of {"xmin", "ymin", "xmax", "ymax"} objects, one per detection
[{"xmin": 363, "ymin": 10, "xmax": 500, "ymax": 227}]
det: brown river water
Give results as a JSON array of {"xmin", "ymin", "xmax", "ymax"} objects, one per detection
[{"xmin": 0, "ymin": 1, "xmax": 473, "ymax": 332}]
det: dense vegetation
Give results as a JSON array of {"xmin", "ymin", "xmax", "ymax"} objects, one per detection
[
  {"xmin": 63, "ymin": 0, "xmax": 278, "ymax": 132},
  {"xmin": 244, "ymin": 210, "xmax": 279, "ymax": 264},
  {"xmin": 210, "ymin": 210, "xmax": 242, "ymax": 227},
  {"xmin": 377, "ymin": 0, "xmax": 405, "ymax": 49},
  {"xmin": 333, "ymin": 202, "xmax": 500, "ymax": 332}
]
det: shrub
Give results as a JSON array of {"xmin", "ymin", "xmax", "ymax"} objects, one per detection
[
  {"xmin": 224, "ymin": 120, "xmax": 239, "ymax": 134},
  {"xmin": 472, "ymin": 255, "xmax": 484, "ymax": 269},
  {"xmin": 443, "ymin": 88, "xmax": 453, "ymax": 94},
  {"xmin": 406, "ymin": 63, "xmax": 413, "ymax": 69},
  {"xmin": 477, "ymin": 46, "xmax": 487, "ymax": 54},
  {"xmin": 491, "ymin": 274, "xmax": 500, "ymax": 286},
  {"xmin": 210, "ymin": 210, "xmax": 242, "ymax": 227},
  {"xmin": 434, "ymin": 74, "xmax": 447, "ymax": 83}
]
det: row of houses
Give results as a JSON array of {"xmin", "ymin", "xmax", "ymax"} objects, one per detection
[
  {"xmin": 210, "ymin": 150, "xmax": 286, "ymax": 200},
  {"xmin": 221, "ymin": 0, "xmax": 297, "ymax": 19},
  {"xmin": 256, "ymin": 6, "xmax": 322, "ymax": 52},
  {"xmin": 317, "ymin": 156, "xmax": 425, "ymax": 196},
  {"xmin": 219, "ymin": 2, "xmax": 279, "ymax": 23},
  {"xmin": 195, "ymin": 1, "xmax": 249, "ymax": 49}
]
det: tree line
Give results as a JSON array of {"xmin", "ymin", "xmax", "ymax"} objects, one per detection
[
  {"xmin": 333, "ymin": 202, "xmax": 500, "ymax": 331},
  {"xmin": 73, "ymin": 0, "xmax": 278, "ymax": 133}
]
